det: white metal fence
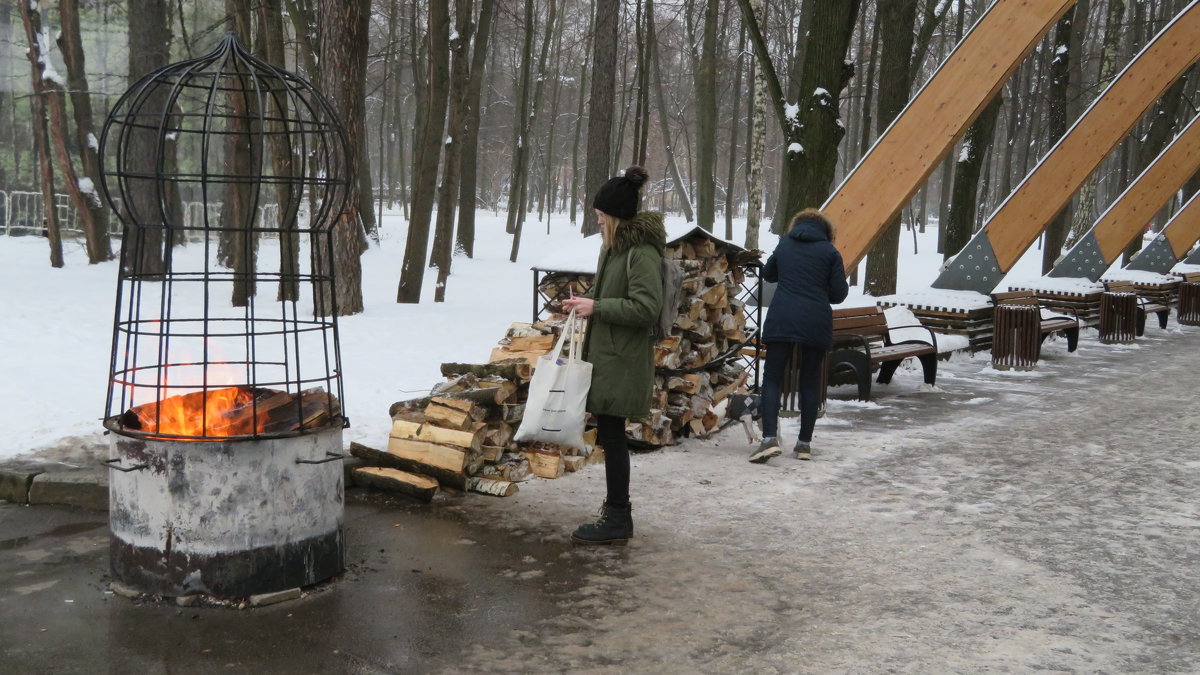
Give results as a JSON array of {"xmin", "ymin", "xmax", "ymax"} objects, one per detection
[{"xmin": 0, "ymin": 189, "xmax": 283, "ymax": 238}]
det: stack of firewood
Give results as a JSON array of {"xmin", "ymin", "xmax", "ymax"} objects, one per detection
[
  {"xmin": 349, "ymin": 353, "xmax": 601, "ymax": 500},
  {"xmin": 348, "ymin": 232, "xmax": 756, "ymax": 501},
  {"xmin": 538, "ymin": 233, "xmax": 755, "ymax": 445}
]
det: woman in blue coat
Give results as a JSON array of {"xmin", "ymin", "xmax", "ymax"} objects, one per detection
[{"xmin": 749, "ymin": 209, "xmax": 849, "ymax": 463}]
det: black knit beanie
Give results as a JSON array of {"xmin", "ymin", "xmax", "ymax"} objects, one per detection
[{"xmin": 592, "ymin": 166, "xmax": 649, "ymax": 220}]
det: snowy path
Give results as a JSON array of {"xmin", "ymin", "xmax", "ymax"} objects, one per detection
[{"xmin": 438, "ymin": 322, "xmax": 1200, "ymax": 673}]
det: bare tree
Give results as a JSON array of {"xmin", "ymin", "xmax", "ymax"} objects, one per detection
[
  {"xmin": 19, "ymin": 1, "xmax": 64, "ymax": 268},
  {"xmin": 316, "ymin": 0, "xmax": 370, "ymax": 315},
  {"xmin": 56, "ymin": 0, "xmax": 113, "ymax": 263},
  {"xmin": 582, "ymin": 0, "xmax": 620, "ymax": 237},
  {"xmin": 397, "ymin": 0, "xmax": 450, "ymax": 303},
  {"xmin": 694, "ymin": 0, "xmax": 719, "ymax": 231}
]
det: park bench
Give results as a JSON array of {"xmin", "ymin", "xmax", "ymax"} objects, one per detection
[
  {"xmin": 991, "ymin": 289, "xmax": 1080, "ymax": 354},
  {"xmin": 827, "ymin": 306, "xmax": 939, "ymax": 401},
  {"xmin": 1103, "ymin": 280, "xmax": 1169, "ymax": 336}
]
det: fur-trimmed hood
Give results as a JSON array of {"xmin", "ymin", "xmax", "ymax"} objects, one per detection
[
  {"xmin": 788, "ymin": 208, "xmax": 835, "ymax": 243},
  {"xmin": 610, "ymin": 211, "xmax": 667, "ymax": 254}
]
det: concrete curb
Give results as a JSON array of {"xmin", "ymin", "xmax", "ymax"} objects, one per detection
[
  {"xmin": 0, "ymin": 466, "xmax": 44, "ymax": 503},
  {"xmin": 28, "ymin": 468, "xmax": 109, "ymax": 511},
  {"xmin": 1, "ymin": 454, "xmax": 364, "ymax": 511}
]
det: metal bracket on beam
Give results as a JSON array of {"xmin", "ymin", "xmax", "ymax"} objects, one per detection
[
  {"xmin": 931, "ymin": 234, "xmax": 1002, "ymax": 293},
  {"xmin": 1126, "ymin": 234, "xmax": 1178, "ymax": 273},
  {"xmin": 1047, "ymin": 230, "xmax": 1107, "ymax": 281}
]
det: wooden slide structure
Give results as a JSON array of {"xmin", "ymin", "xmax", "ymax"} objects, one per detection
[
  {"xmin": 1124, "ymin": 189, "xmax": 1200, "ymax": 274},
  {"xmin": 1048, "ymin": 110, "xmax": 1200, "ymax": 280},
  {"xmin": 929, "ymin": 1, "xmax": 1200, "ymax": 294},
  {"xmin": 825, "ymin": 0, "xmax": 1076, "ymax": 271}
]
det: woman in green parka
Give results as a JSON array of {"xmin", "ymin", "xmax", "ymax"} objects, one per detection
[{"xmin": 562, "ymin": 165, "xmax": 665, "ymax": 546}]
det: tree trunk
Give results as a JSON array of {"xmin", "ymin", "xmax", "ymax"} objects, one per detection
[
  {"xmin": 1068, "ymin": 0, "xmax": 1125, "ymax": 247},
  {"xmin": 316, "ymin": 0, "xmax": 369, "ymax": 315},
  {"xmin": 649, "ymin": 0, "xmax": 694, "ymax": 222},
  {"xmin": 1040, "ymin": 8, "xmax": 1077, "ymax": 274},
  {"xmin": 455, "ymin": 0, "xmax": 495, "ymax": 256},
  {"xmin": 56, "ymin": 0, "xmax": 112, "ymax": 263},
  {"xmin": 568, "ymin": 54, "xmax": 589, "ymax": 225},
  {"xmin": 504, "ymin": 0, "xmax": 537, "ymax": 238},
  {"xmin": 725, "ymin": 21, "xmax": 746, "ymax": 240},
  {"xmin": 20, "ymin": 1, "xmax": 63, "ymax": 268},
  {"xmin": 739, "ymin": 0, "xmax": 861, "ymax": 236},
  {"xmin": 432, "ymin": 0, "xmax": 475, "ymax": 302},
  {"xmin": 510, "ymin": 0, "xmax": 560, "ymax": 261},
  {"xmin": 863, "ymin": 0, "xmax": 918, "ymax": 297},
  {"xmin": 582, "ymin": 0, "xmax": 620, "ymax": 237},
  {"xmin": 123, "ymin": 0, "xmax": 172, "ymax": 276},
  {"xmin": 694, "ymin": 0, "xmax": 719, "ymax": 232},
  {"xmin": 397, "ymin": 0, "xmax": 450, "ymax": 303},
  {"xmin": 744, "ymin": 0, "xmax": 766, "ymax": 250},
  {"xmin": 944, "ymin": 95, "xmax": 1003, "ymax": 260}
]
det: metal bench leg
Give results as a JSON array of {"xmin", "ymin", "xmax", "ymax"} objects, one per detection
[
  {"xmin": 1136, "ymin": 310, "xmax": 1147, "ymax": 337},
  {"xmin": 1157, "ymin": 309, "xmax": 1169, "ymax": 329},
  {"xmin": 916, "ymin": 352, "xmax": 938, "ymax": 386},
  {"xmin": 1065, "ymin": 327, "xmax": 1079, "ymax": 352},
  {"xmin": 829, "ymin": 349, "xmax": 872, "ymax": 401},
  {"xmin": 876, "ymin": 359, "xmax": 901, "ymax": 386}
]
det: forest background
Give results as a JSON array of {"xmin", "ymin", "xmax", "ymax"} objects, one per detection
[{"xmin": 2, "ymin": 0, "xmax": 1197, "ymax": 313}]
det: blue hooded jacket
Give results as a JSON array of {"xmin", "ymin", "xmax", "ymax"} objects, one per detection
[{"xmin": 761, "ymin": 210, "xmax": 849, "ymax": 348}]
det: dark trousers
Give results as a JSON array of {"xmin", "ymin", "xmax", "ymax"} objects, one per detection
[
  {"xmin": 596, "ymin": 414, "xmax": 630, "ymax": 506},
  {"xmin": 761, "ymin": 342, "xmax": 824, "ymax": 443}
]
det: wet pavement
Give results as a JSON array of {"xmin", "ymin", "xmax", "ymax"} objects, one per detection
[
  {"xmin": 2, "ymin": 322, "xmax": 1200, "ymax": 673},
  {"xmin": 0, "ymin": 496, "xmax": 582, "ymax": 674}
]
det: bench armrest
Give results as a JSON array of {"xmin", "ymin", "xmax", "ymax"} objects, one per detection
[
  {"xmin": 832, "ymin": 333, "xmax": 874, "ymax": 358},
  {"xmin": 882, "ymin": 323, "xmax": 938, "ymax": 352}
]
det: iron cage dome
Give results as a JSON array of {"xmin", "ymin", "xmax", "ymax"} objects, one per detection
[{"xmin": 99, "ymin": 33, "xmax": 350, "ymax": 441}]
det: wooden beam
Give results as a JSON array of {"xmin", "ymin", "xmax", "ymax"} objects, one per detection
[
  {"xmin": 1095, "ymin": 114, "xmax": 1200, "ymax": 260},
  {"xmin": 937, "ymin": 3, "xmax": 1200, "ymax": 291},
  {"xmin": 826, "ymin": 0, "xmax": 1075, "ymax": 270},
  {"xmin": 1163, "ymin": 191, "xmax": 1200, "ymax": 258}
]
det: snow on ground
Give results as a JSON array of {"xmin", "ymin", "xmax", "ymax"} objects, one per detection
[{"xmin": 0, "ymin": 212, "xmax": 1135, "ymax": 461}]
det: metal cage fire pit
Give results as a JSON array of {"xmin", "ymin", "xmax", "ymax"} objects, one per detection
[{"xmin": 98, "ymin": 34, "xmax": 349, "ymax": 598}]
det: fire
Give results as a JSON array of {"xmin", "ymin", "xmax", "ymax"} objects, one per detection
[
  {"xmin": 133, "ymin": 386, "xmax": 271, "ymax": 439},
  {"xmin": 125, "ymin": 386, "xmax": 337, "ymax": 440}
]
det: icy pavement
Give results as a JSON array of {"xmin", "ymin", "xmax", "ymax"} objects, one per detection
[{"xmin": 2, "ymin": 323, "xmax": 1198, "ymax": 673}]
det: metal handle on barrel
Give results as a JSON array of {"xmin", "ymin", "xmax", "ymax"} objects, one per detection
[
  {"xmin": 103, "ymin": 457, "xmax": 148, "ymax": 472},
  {"xmin": 295, "ymin": 451, "xmax": 346, "ymax": 465}
]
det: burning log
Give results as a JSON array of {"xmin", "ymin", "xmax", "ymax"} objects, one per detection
[{"xmin": 122, "ymin": 386, "xmax": 340, "ymax": 439}]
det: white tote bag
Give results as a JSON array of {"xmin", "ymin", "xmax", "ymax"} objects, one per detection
[{"xmin": 514, "ymin": 310, "xmax": 592, "ymax": 450}]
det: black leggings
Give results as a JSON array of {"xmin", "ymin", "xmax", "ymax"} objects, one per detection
[
  {"xmin": 761, "ymin": 342, "xmax": 824, "ymax": 443},
  {"xmin": 596, "ymin": 414, "xmax": 630, "ymax": 506}
]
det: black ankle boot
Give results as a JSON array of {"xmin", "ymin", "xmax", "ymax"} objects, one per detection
[{"xmin": 571, "ymin": 501, "xmax": 633, "ymax": 545}]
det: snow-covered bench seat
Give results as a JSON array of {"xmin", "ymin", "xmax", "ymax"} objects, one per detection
[{"xmin": 825, "ymin": 305, "xmax": 941, "ymax": 401}]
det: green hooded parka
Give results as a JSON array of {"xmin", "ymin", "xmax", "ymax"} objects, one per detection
[{"xmin": 581, "ymin": 211, "xmax": 666, "ymax": 419}]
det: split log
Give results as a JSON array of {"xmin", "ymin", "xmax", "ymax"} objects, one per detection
[
  {"xmin": 440, "ymin": 358, "xmax": 532, "ymax": 383},
  {"xmin": 521, "ymin": 448, "xmax": 565, "ymax": 479},
  {"xmin": 352, "ymin": 467, "xmax": 439, "ymax": 502},
  {"xmin": 387, "ymin": 434, "xmax": 475, "ymax": 474},
  {"xmin": 417, "ymin": 421, "xmax": 486, "ymax": 451},
  {"xmin": 468, "ymin": 477, "xmax": 518, "ymax": 497},
  {"xmin": 349, "ymin": 442, "xmax": 472, "ymax": 491},
  {"xmin": 480, "ymin": 445, "xmax": 506, "ymax": 462},
  {"xmin": 562, "ymin": 455, "xmax": 586, "ymax": 472},
  {"xmin": 424, "ymin": 397, "xmax": 488, "ymax": 430},
  {"xmin": 478, "ymin": 453, "xmax": 533, "ymax": 482}
]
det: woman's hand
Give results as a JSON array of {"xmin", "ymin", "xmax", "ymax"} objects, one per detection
[{"xmin": 562, "ymin": 296, "xmax": 595, "ymax": 317}]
